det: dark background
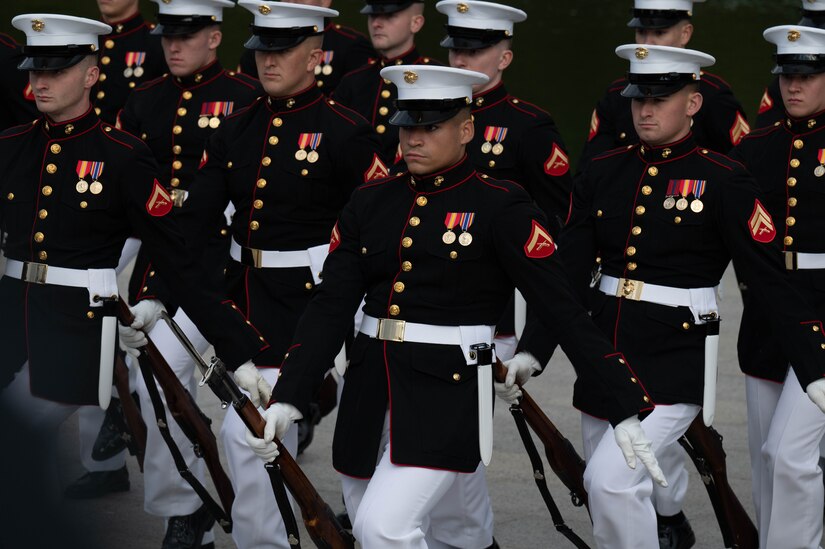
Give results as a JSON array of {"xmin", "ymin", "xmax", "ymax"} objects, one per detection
[{"xmin": 0, "ymin": 0, "xmax": 803, "ymax": 169}]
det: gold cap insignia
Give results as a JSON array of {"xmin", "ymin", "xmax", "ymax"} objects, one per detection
[
  {"xmin": 31, "ymin": 19, "xmax": 45, "ymax": 32},
  {"xmin": 162, "ymin": 0, "xmax": 172, "ymax": 3},
  {"xmin": 259, "ymin": 4, "xmax": 271, "ymax": 15},
  {"xmin": 788, "ymin": 29, "xmax": 801, "ymax": 42},
  {"xmin": 457, "ymin": 3, "xmax": 469, "ymax": 13},
  {"xmin": 635, "ymin": 47, "xmax": 648, "ymax": 60},
  {"xmin": 404, "ymin": 70, "xmax": 418, "ymax": 84}
]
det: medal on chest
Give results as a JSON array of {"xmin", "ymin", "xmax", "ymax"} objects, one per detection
[
  {"xmin": 815, "ymin": 149, "xmax": 825, "ymax": 177},
  {"xmin": 665, "ymin": 179, "xmax": 706, "ymax": 213},
  {"xmin": 123, "ymin": 52, "xmax": 146, "ymax": 78},
  {"xmin": 76, "ymin": 160, "xmax": 105, "ymax": 195},
  {"xmin": 295, "ymin": 133, "xmax": 323, "ymax": 163},
  {"xmin": 198, "ymin": 101, "xmax": 234, "ymax": 129},
  {"xmin": 481, "ymin": 126, "xmax": 507, "ymax": 156}
]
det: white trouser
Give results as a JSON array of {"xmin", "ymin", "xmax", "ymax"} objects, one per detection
[
  {"xmin": 582, "ymin": 404, "xmax": 700, "ymax": 549},
  {"xmin": 136, "ymin": 309, "xmax": 211, "ymax": 526},
  {"xmin": 221, "ymin": 367, "xmax": 299, "ymax": 549},
  {"xmin": 1, "ymin": 362, "xmax": 78, "ymax": 500},
  {"xmin": 341, "ymin": 411, "xmax": 493, "ymax": 549},
  {"xmin": 761, "ymin": 369, "xmax": 825, "ymax": 549},
  {"xmin": 745, "ymin": 374, "xmax": 783, "ymax": 534}
]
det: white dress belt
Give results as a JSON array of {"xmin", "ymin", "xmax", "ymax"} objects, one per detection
[
  {"xmin": 784, "ymin": 251, "xmax": 825, "ymax": 270},
  {"xmin": 599, "ymin": 274, "xmax": 715, "ymax": 309},
  {"xmin": 360, "ymin": 314, "xmax": 494, "ymax": 364},
  {"xmin": 230, "ymin": 238, "xmax": 314, "ymax": 268},
  {"xmin": 4, "ymin": 259, "xmax": 118, "ymax": 306}
]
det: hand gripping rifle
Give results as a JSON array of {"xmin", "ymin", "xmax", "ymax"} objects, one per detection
[
  {"xmin": 159, "ymin": 311, "xmax": 355, "ymax": 549},
  {"xmin": 117, "ymin": 299, "xmax": 235, "ymax": 532},
  {"xmin": 679, "ymin": 417, "xmax": 758, "ymax": 548},
  {"xmin": 492, "ymin": 355, "xmax": 591, "ymax": 548}
]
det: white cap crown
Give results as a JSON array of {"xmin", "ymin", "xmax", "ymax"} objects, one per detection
[
  {"xmin": 633, "ymin": 0, "xmax": 705, "ymax": 11},
  {"xmin": 803, "ymin": 0, "xmax": 825, "ymax": 12},
  {"xmin": 12, "ymin": 14, "xmax": 111, "ymax": 49},
  {"xmin": 150, "ymin": 0, "xmax": 234, "ymax": 21},
  {"xmin": 616, "ymin": 43, "xmax": 714, "ymax": 77},
  {"xmin": 381, "ymin": 65, "xmax": 488, "ymax": 101},
  {"xmin": 436, "ymin": 1, "xmax": 526, "ymax": 35},
  {"xmin": 238, "ymin": 1, "xmax": 338, "ymax": 29},
  {"xmin": 764, "ymin": 24, "xmax": 825, "ymax": 55}
]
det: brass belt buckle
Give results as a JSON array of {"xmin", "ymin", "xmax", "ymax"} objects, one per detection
[
  {"xmin": 21, "ymin": 261, "xmax": 48, "ymax": 284},
  {"xmin": 616, "ymin": 277, "xmax": 644, "ymax": 301},
  {"xmin": 250, "ymin": 248, "xmax": 263, "ymax": 268},
  {"xmin": 377, "ymin": 318, "xmax": 405, "ymax": 342},
  {"xmin": 784, "ymin": 251, "xmax": 797, "ymax": 271}
]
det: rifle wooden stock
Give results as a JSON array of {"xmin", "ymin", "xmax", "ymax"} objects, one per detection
[
  {"xmin": 116, "ymin": 299, "xmax": 236, "ymax": 524},
  {"xmin": 494, "ymin": 359, "xmax": 589, "ymax": 510},
  {"xmin": 113, "ymin": 353, "xmax": 147, "ymax": 471},
  {"xmin": 680, "ymin": 418, "xmax": 758, "ymax": 549},
  {"xmin": 231, "ymin": 393, "xmax": 354, "ymax": 549}
]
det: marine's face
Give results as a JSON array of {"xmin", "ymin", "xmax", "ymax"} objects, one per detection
[
  {"xmin": 368, "ymin": 8, "xmax": 417, "ymax": 56},
  {"xmin": 631, "ymin": 87, "xmax": 702, "ymax": 146},
  {"xmin": 256, "ymin": 40, "xmax": 321, "ymax": 98},
  {"xmin": 635, "ymin": 21, "xmax": 692, "ymax": 48},
  {"xmin": 780, "ymin": 72, "xmax": 825, "ymax": 119},
  {"xmin": 400, "ymin": 113, "xmax": 473, "ymax": 176},
  {"xmin": 96, "ymin": 0, "xmax": 139, "ymax": 22},
  {"xmin": 448, "ymin": 43, "xmax": 510, "ymax": 93},
  {"xmin": 161, "ymin": 27, "xmax": 220, "ymax": 77},
  {"xmin": 29, "ymin": 59, "xmax": 98, "ymax": 122}
]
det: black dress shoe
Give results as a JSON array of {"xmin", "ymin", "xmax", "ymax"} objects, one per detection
[
  {"xmin": 657, "ymin": 512, "xmax": 696, "ymax": 549},
  {"xmin": 64, "ymin": 465, "xmax": 130, "ymax": 499},
  {"xmin": 162, "ymin": 504, "xmax": 215, "ymax": 549},
  {"xmin": 92, "ymin": 391, "xmax": 141, "ymax": 461}
]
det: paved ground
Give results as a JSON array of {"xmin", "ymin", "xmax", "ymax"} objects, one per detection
[{"xmin": 43, "ymin": 265, "xmax": 767, "ymax": 547}]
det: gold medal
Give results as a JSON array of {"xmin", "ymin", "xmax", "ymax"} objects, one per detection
[
  {"xmin": 442, "ymin": 230, "xmax": 456, "ymax": 244},
  {"xmin": 676, "ymin": 197, "xmax": 689, "ymax": 211},
  {"xmin": 76, "ymin": 180, "xmax": 89, "ymax": 193},
  {"xmin": 307, "ymin": 150, "xmax": 319, "ymax": 164},
  {"xmin": 295, "ymin": 149, "xmax": 308, "ymax": 161},
  {"xmin": 492, "ymin": 143, "xmax": 504, "ymax": 156},
  {"xmin": 458, "ymin": 232, "xmax": 473, "ymax": 246},
  {"xmin": 816, "ymin": 165, "xmax": 825, "ymax": 177},
  {"xmin": 322, "ymin": 64, "xmax": 333, "ymax": 76},
  {"xmin": 198, "ymin": 117, "xmax": 209, "ymax": 128},
  {"xmin": 690, "ymin": 199, "xmax": 704, "ymax": 213},
  {"xmin": 123, "ymin": 67, "xmax": 134, "ymax": 78},
  {"xmin": 663, "ymin": 196, "xmax": 675, "ymax": 209},
  {"xmin": 90, "ymin": 181, "xmax": 103, "ymax": 195},
  {"xmin": 133, "ymin": 66, "xmax": 144, "ymax": 78},
  {"xmin": 481, "ymin": 142, "xmax": 492, "ymax": 154},
  {"xmin": 209, "ymin": 116, "xmax": 221, "ymax": 129},
  {"xmin": 314, "ymin": 65, "xmax": 322, "ymax": 76}
]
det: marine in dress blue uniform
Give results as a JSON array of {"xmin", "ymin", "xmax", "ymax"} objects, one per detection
[
  {"xmin": 532, "ymin": 44, "xmax": 825, "ymax": 549},
  {"xmin": 176, "ymin": 3, "xmax": 388, "ymax": 547},
  {"xmin": 251, "ymin": 64, "xmax": 665, "ymax": 549},
  {"xmin": 731, "ymin": 24, "xmax": 825, "ymax": 549},
  {"xmin": 578, "ymin": 0, "xmax": 750, "ymax": 172}
]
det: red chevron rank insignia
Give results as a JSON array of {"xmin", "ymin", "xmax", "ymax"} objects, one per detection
[
  {"xmin": 146, "ymin": 179, "xmax": 172, "ymax": 217},
  {"xmin": 23, "ymin": 83, "xmax": 34, "ymax": 101},
  {"xmin": 199, "ymin": 149, "xmax": 208, "ymax": 169},
  {"xmin": 364, "ymin": 153, "xmax": 389, "ymax": 182},
  {"xmin": 588, "ymin": 109, "xmax": 599, "ymax": 141},
  {"xmin": 329, "ymin": 222, "xmax": 341, "ymax": 253},
  {"xmin": 524, "ymin": 219, "xmax": 555, "ymax": 258},
  {"xmin": 758, "ymin": 88, "xmax": 773, "ymax": 114},
  {"xmin": 749, "ymin": 199, "xmax": 775, "ymax": 243},
  {"xmin": 544, "ymin": 143, "xmax": 570, "ymax": 176},
  {"xmin": 729, "ymin": 112, "xmax": 750, "ymax": 146}
]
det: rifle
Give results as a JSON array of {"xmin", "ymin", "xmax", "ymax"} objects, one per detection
[
  {"xmin": 679, "ymin": 418, "xmax": 758, "ymax": 548},
  {"xmin": 160, "ymin": 312, "xmax": 355, "ymax": 549},
  {"xmin": 493, "ymin": 359, "xmax": 589, "ymax": 510},
  {"xmin": 112, "ymin": 352, "xmax": 147, "ymax": 471},
  {"xmin": 117, "ymin": 299, "xmax": 235, "ymax": 533}
]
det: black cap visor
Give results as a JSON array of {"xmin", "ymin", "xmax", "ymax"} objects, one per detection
[
  {"xmin": 152, "ymin": 14, "xmax": 219, "ymax": 37},
  {"xmin": 244, "ymin": 25, "xmax": 321, "ymax": 52},
  {"xmin": 19, "ymin": 45, "xmax": 96, "ymax": 71},
  {"xmin": 361, "ymin": 1, "xmax": 418, "ymax": 15},
  {"xmin": 390, "ymin": 98, "xmax": 469, "ymax": 126},
  {"xmin": 621, "ymin": 72, "xmax": 696, "ymax": 98},
  {"xmin": 800, "ymin": 10, "xmax": 825, "ymax": 30},
  {"xmin": 440, "ymin": 25, "xmax": 509, "ymax": 50},
  {"xmin": 772, "ymin": 53, "xmax": 825, "ymax": 75},
  {"xmin": 627, "ymin": 9, "xmax": 690, "ymax": 29}
]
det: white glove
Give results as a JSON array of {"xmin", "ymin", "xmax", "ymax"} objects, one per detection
[
  {"xmin": 502, "ymin": 351, "xmax": 541, "ymax": 388},
  {"xmin": 807, "ymin": 379, "xmax": 825, "ymax": 414},
  {"xmin": 117, "ymin": 299, "xmax": 166, "ymax": 358},
  {"xmin": 233, "ymin": 362, "xmax": 273, "ymax": 408},
  {"xmin": 494, "ymin": 381, "xmax": 522, "ymax": 404},
  {"xmin": 244, "ymin": 402, "xmax": 303, "ymax": 463},
  {"xmin": 613, "ymin": 416, "xmax": 668, "ymax": 487}
]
